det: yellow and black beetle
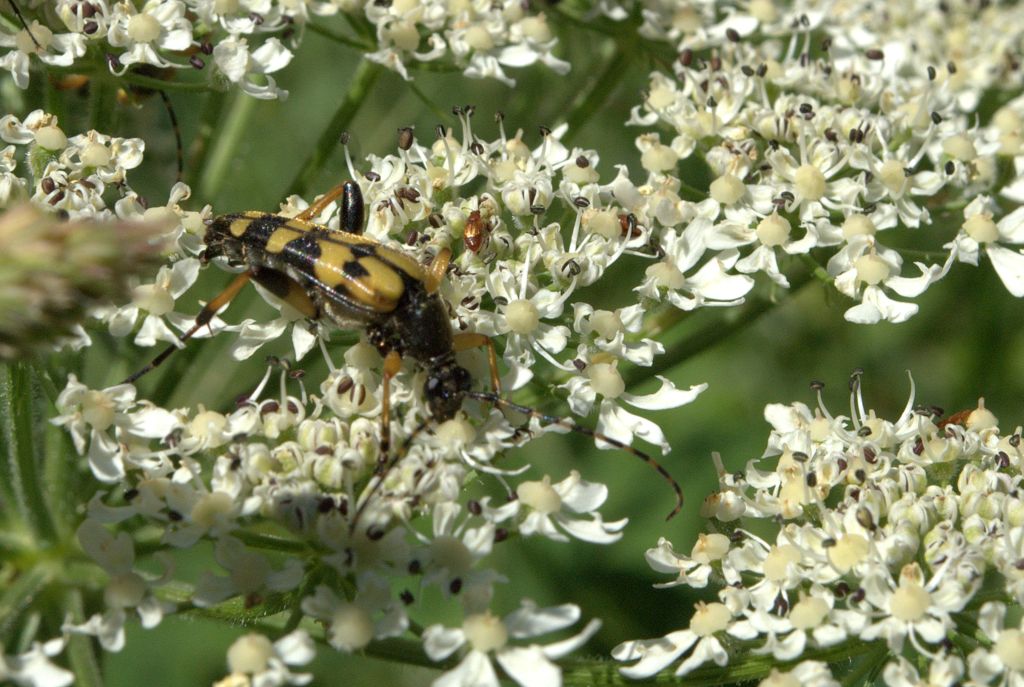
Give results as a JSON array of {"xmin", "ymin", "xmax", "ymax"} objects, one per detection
[{"xmin": 127, "ymin": 181, "xmax": 684, "ymax": 525}]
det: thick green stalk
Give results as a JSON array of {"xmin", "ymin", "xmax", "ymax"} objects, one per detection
[
  {"xmin": 306, "ymin": 21, "xmax": 374, "ymax": 52},
  {"xmin": 0, "ymin": 566, "xmax": 53, "ymax": 643},
  {"xmin": 198, "ymin": 92, "xmax": 258, "ymax": 202},
  {"xmin": 561, "ymin": 46, "xmax": 632, "ymax": 147},
  {"xmin": 285, "ymin": 59, "xmax": 379, "ymax": 198},
  {"xmin": 184, "ymin": 90, "xmax": 226, "ymax": 192},
  {"xmin": 63, "ymin": 589, "xmax": 105, "ymax": 687},
  {"xmin": 0, "ymin": 364, "xmax": 58, "ymax": 542}
]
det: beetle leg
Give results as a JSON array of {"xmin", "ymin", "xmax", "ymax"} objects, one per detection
[
  {"xmin": 123, "ymin": 271, "xmax": 252, "ymax": 384},
  {"xmin": 378, "ymin": 349, "xmax": 403, "ymax": 463},
  {"xmin": 424, "ymin": 247, "xmax": 451, "ymax": 294},
  {"xmin": 295, "ymin": 180, "xmax": 362, "ymax": 233},
  {"xmin": 452, "ymin": 332, "xmax": 501, "ymax": 397}
]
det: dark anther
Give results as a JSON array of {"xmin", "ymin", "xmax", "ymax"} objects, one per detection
[{"xmin": 398, "ymin": 127, "xmax": 414, "ymax": 150}]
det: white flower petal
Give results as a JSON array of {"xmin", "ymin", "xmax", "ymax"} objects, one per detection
[
  {"xmin": 541, "ymin": 618, "xmax": 603, "ymax": 659},
  {"xmin": 433, "ymin": 650, "xmax": 499, "ymax": 687},
  {"xmin": 504, "ymin": 602, "xmax": 579, "ymax": 638},
  {"xmin": 614, "ymin": 630, "xmax": 696, "ymax": 679},
  {"xmin": 496, "ymin": 646, "xmax": 561, "ymax": 687},
  {"xmin": 423, "ymin": 625, "xmax": 466, "ymax": 661},
  {"xmin": 275, "ymin": 630, "xmax": 316, "ymax": 666},
  {"xmin": 986, "ymin": 243, "xmax": 1024, "ymax": 296},
  {"xmin": 621, "ymin": 378, "xmax": 707, "ymax": 411},
  {"xmin": 597, "ymin": 401, "xmax": 670, "ymax": 454},
  {"xmin": 555, "ymin": 514, "xmax": 625, "ymax": 544}
]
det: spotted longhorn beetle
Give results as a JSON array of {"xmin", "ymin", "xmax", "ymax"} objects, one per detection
[{"xmin": 125, "ymin": 180, "xmax": 684, "ymax": 528}]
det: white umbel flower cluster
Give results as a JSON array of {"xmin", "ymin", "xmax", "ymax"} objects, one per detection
[
  {"xmin": 616, "ymin": 372, "xmax": 1024, "ymax": 685},
  {"xmin": 621, "ymin": 0, "xmax": 1024, "ymax": 322},
  {"xmin": 21, "ymin": 107, "xmax": 706, "ymax": 685},
  {"xmin": 1, "ymin": 0, "xmax": 572, "ymax": 96}
]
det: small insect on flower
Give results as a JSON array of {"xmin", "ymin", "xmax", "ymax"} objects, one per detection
[
  {"xmin": 463, "ymin": 209, "xmax": 492, "ymax": 253},
  {"xmin": 618, "ymin": 212, "xmax": 641, "ymax": 239},
  {"xmin": 125, "ymin": 181, "xmax": 685, "ymax": 528}
]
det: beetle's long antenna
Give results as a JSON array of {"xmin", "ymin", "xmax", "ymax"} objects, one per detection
[
  {"xmin": 7, "ymin": 1, "xmax": 41, "ymax": 49},
  {"xmin": 350, "ymin": 417, "xmax": 431, "ymax": 532},
  {"xmin": 157, "ymin": 90, "xmax": 184, "ymax": 183},
  {"xmin": 466, "ymin": 390, "xmax": 684, "ymax": 521}
]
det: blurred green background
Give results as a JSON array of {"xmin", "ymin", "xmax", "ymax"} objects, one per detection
[{"xmin": 7, "ymin": 13, "xmax": 1023, "ymax": 686}]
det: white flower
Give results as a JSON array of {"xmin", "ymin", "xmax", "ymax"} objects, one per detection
[
  {"xmin": 193, "ymin": 536, "xmax": 304, "ymax": 607},
  {"xmin": 480, "ymin": 251, "xmax": 572, "ymax": 368},
  {"xmin": 423, "ymin": 601, "xmax": 601, "ymax": 687},
  {"xmin": 968, "ymin": 601, "xmax": 1024, "ymax": 686},
  {"xmin": 885, "ymin": 653, "xmax": 964, "ymax": 687},
  {"xmin": 828, "ymin": 235, "xmax": 939, "ymax": 324},
  {"xmin": 0, "ymin": 638, "xmax": 74, "ymax": 687},
  {"xmin": 859, "ymin": 562, "xmax": 969, "ymax": 655},
  {"xmin": 50, "ymin": 375, "xmax": 148, "ymax": 482},
  {"xmin": 947, "ymin": 196, "xmax": 1024, "ymax": 297},
  {"xmin": 613, "ymin": 601, "xmax": 747, "ymax": 678},
  {"xmin": 645, "ymin": 534, "xmax": 731, "ymax": 589},
  {"xmin": 65, "ymin": 519, "xmax": 174, "ymax": 651},
  {"xmin": 571, "ymin": 303, "xmax": 662, "ymax": 366},
  {"xmin": 762, "ymin": 662, "xmax": 840, "ymax": 687},
  {"xmin": 219, "ymin": 630, "xmax": 314, "ymax": 687},
  {"xmin": 418, "ymin": 502, "xmax": 502, "ymax": 599},
  {"xmin": 101, "ymin": 257, "xmax": 206, "ymax": 347},
  {"xmin": 63, "ymin": 130, "xmax": 144, "ymax": 185},
  {"xmin": 515, "ymin": 471, "xmax": 627, "ymax": 544},
  {"xmin": 106, "ymin": 0, "xmax": 194, "ymax": 73},
  {"xmin": 300, "ymin": 579, "xmax": 408, "ymax": 653},
  {"xmin": 213, "ymin": 36, "xmax": 293, "ymax": 100},
  {"xmin": 0, "ymin": 19, "xmax": 86, "ymax": 89},
  {"xmin": 737, "ymin": 589, "xmax": 852, "ymax": 661},
  {"xmin": 561, "ymin": 363, "xmax": 706, "ymax": 454},
  {"xmin": 636, "ymin": 230, "xmax": 754, "ymax": 311}
]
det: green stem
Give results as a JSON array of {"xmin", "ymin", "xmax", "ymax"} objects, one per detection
[
  {"xmin": 896, "ymin": 247, "xmax": 955, "ymax": 261},
  {"xmin": 285, "ymin": 59, "xmax": 380, "ymax": 198},
  {"xmin": 231, "ymin": 530, "xmax": 312, "ymax": 555},
  {"xmin": 198, "ymin": 92, "xmax": 258, "ymax": 202},
  {"xmin": 0, "ymin": 566, "xmax": 53, "ymax": 642},
  {"xmin": 562, "ymin": 638, "xmax": 888, "ymax": 686},
  {"xmin": 837, "ymin": 641, "xmax": 888, "ymax": 687},
  {"xmin": 562, "ymin": 46, "xmax": 632, "ymax": 146},
  {"xmin": 677, "ymin": 179, "xmax": 710, "ymax": 201},
  {"xmin": 0, "ymin": 364, "xmax": 57, "ymax": 542},
  {"xmin": 62, "ymin": 588, "xmax": 105, "ymax": 687},
  {"xmin": 306, "ymin": 21, "xmax": 374, "ymax": 52},
  {"xmin": 797, "ymin": 254, "xmax": 833, "ymax": 285},
  {"xmin": 184, "ymin": 90, "xmax": 226, "ymax": 192},
  {"xmin": 118, "ymin": 71, "xmax": 213, "ymax": 93},
  {"xmin": 408, "ymin": 81, "xmax": 454, "ymax": 123},
  {"xmin": 365, "ymin": 637, "xmax": 453, "ymax": 671},
  {"xmin": 548, "ymin": 5, "xmax": 623, "ymax": 39},
  {"xmin": 88, "ymin": 71, "xmax": 115, "ymax": 136}
]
